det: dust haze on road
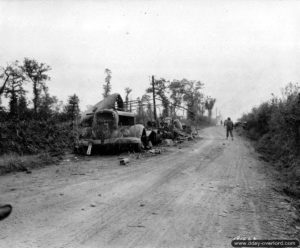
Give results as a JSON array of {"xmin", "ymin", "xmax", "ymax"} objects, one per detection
[{"xmin": 0, "ymin": 126, "xmax": 298, "ymax": 248}]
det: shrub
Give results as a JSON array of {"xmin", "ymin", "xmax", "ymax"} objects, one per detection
[
  {"xmin": 239, "ymin": 83, "xmax": 300, "ymax": 196},
  {"xmin": 0, "ymin": 119, "xmax": 75, "ymax": 156}
]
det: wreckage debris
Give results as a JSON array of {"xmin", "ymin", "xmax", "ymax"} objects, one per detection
[
  {"xmin": 147, "ymin": 130, "xmax": 162, "ymax": 145},
  {"xmin": 119, "ymin": 158, "xmax": 130, "ymax": 165},
  {"xmin": 86, "ymin": 143, "xmax": 92, "ymax": 156},
  {"xmin": 76, "ymin": 94, "xmax": 146, "ymax": 155},
  {"xmin": 76, "ymin": 95, "xmax": 198, "ymax": 155},
  {"xmin": 149, "ymin": 149, "xmax": 161, "ymax": 154},
  {"xmin": 162, "ymin": 139, "xmax": 174, "ymax": 146}
]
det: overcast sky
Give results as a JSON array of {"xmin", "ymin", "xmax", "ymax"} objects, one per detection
[{"xmin": 1, "ymin": 0, "xmax": 300, "ymax": 121}]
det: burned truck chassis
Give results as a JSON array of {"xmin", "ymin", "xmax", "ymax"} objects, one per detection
[{"xmin": 75, "ymin": 106, "xmax": 146, "ymax": 155}]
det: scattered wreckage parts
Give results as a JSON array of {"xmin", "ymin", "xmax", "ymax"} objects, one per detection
[
  {"xmin": 119, "ymin": 158, "xmax": 130, "ymax": 165},
  {"xmin": 75, "ymin": 94, "xmax": 198, "ymax": 155},
  {"xmin": 75, "ymin": 138, "xmax": 143, "ymax": 155}
]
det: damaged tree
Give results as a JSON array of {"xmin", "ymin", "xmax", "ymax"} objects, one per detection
[
  {"xmin": 205, "ymin": 97, "xmax": 216, "ymax": 121},
  {"xmin": 124, "ymin": 87, "xmax": 132, "ymax": 111},
  {"xmin": 103, "ymin": 68, "xmax": 112, "ymax": 98}
]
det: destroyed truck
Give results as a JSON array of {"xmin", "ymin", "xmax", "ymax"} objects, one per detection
[{"xmin": 75, "ymin": 94, "xmax": 147, "ymax": 155}]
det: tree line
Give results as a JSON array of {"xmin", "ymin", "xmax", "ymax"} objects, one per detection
[
  {"xmin": 0, "ymin": 58, "xmax": 81, "ymax": 155},
  {"xmin": 118, "ymin": 78, "xmax": 216, "ymax": 125},
  {"xmin": 101, "ymin": 69, "xmax": 216, "ymax": 125},
  {"xmin": 0, "ymin": 59, "xmax": 216, "ymax": 155},
  {"xmin": 0, "ymin": 58, "xmax": 80, "ymax": 122}
]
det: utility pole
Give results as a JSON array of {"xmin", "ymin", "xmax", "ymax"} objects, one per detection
[{"xmin": 152, "ymin": 75, "xmax": 157, "ymax": 125}]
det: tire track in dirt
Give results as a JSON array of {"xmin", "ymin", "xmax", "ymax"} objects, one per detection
[{"xmin": 62, "ymin": 138, "xmax": 217, "ymax": 247}]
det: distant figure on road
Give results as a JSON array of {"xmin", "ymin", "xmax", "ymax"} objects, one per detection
[{"xmin": 226, "ymin": 117, "xmax": 234, "ymax": 140}]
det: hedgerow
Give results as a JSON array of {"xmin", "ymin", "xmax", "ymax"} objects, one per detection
[
  {"xmin": 240, "ymin": 83, "xmax": 300, "ymax": 196},
  {"xmin": 0, "ymin": 119, "xmax": 75, "ymax": 156}
]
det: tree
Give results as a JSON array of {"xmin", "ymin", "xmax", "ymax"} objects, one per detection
[
  {"xmin": 21, "ymin": 58, "xmax": 51, "ymax": 115},
  {"xmin": 147, "ymin": 78, "xmax": 169, "ymax": 117},
  {"xmin": 143, "ymin": 94, "xmax": 153, "ymax": 121},
  {"xmin": 3, "ymin": 61, "xmax": 27, "ymax": 117},
  {"xmin": 182, "ymin": 80, "xmax": 204, "ymax": 121},
  {"xmin": 0, "ymin": 65, "xmax": 12, "ymax": 98},
  {"xmin": 205, "ymin": 97, "xmax": 216, "ymax": 121},
  {"xmin": 18, "ymin": 95, "xmax": 28, "ymax": 119},
  {"xmin": 124, "ymin": 87, "xmax": 132, "ymax": 111},
  {"xmin": 39, "ymin": 86, "xmax": 59, "ymax": 119},
  {"xmin": 64, "ymin": 94, "xmax": 80, "ymax": 120},
  {"xmin": 169, "ymin": 79, "xmax": 186, "ymax": 116},
  {"xmin": 136, "ymin": 97, "xmax": 143, "ymax": 123},
  {"xmin": 103, "ymin": 68, "xmax": 112, "ymax": 98}
]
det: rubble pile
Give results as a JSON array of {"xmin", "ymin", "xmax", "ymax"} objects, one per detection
[{"xmin": 143, "ymin": 118, "xmax": 199, "ymax": 153}]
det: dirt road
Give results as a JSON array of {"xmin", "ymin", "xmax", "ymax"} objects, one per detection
[{"xmin": 0, "ymin": 127, "xmax": 298, "ymax": 248}]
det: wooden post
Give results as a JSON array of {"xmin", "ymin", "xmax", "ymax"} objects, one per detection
[{"xmin": 152, "ymin": 76, "xmax": 158, "ymax": 126}]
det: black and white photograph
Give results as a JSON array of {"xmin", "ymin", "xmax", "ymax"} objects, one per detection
[{"xmin": 0, "ymin": 0, "xmax": 299, "ymax": 247}]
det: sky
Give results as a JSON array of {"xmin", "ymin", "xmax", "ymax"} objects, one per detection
[{"xmin": 1, "ymin": 0, "xmax": 300, "ymax": 121}]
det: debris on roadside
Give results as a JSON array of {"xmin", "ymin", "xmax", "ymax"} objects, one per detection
[
  {"xmin": 162, "ymin": 139, "xmax": 174, "ymax": 146},
  {"xmin": 119, "ymin": 158, "xmax": 130, "ymax": 165},
  {"xmin": 71, "ymin": 173, "xmax": 86, "ymax": 176},
  {"xmin": 149, "ymin": 149, "xmax": 161, "ymax": 155},
  {"xmin": 75, "ymin": 101, "xmax": 200, "ymax": 157},
  {"xmin": 127, "ymin": 225, "xmax": 146, "ymax": 228}
]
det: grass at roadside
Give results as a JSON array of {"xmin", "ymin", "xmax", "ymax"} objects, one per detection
[
  {"xmin": 236, "ymin": 127, "xmax": 300, "ymax": 197},
  {"xmin": 0, "ymin": 153, "xmax": 62, "ymax": 175}
]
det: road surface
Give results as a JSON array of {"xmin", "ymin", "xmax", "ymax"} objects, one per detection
[{"xmin": 0, "ymin": 126, "xmax": 298, "ymax": 248}]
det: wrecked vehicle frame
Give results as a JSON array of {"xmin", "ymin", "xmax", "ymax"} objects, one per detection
[{"xmin": 75, "ymin": 94, "xmax": 147, "ymax": 155}]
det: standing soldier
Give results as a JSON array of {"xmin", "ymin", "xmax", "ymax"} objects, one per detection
[
  {"xmin": 224, "ymin": 119, "xmax": 228, "ymax": 128},
  {"xmin": 226, "ymin": 117, "xmax": 234, "ymax": 140}
]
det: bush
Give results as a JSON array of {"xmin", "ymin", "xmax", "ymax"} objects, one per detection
[
  {"xmin": 240, "ymin": 83, "xmax": 300, "ymax": 196},
  {"xmin": 0, "ymin": 119, "xmax": 75, "ymax": 156}
]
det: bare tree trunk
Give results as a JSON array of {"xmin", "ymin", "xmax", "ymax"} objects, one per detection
[
  {"xmin": 33, "ymin": 81, "xmax": 38, "ymax": 115},
  {"xmin": 0, "ymin": 75, "xmax": 10, "ymax": 96}
]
